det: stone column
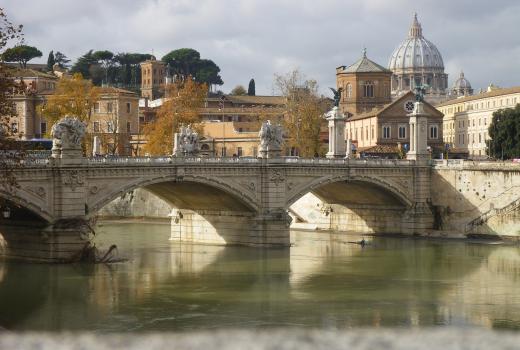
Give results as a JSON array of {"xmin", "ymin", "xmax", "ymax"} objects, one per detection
[
  {"xmin": 406, "ymin": 102, "xmax": 429, "ymax": 163},
  {"xmin": 325, "ymin": 107, "xmax": 347, "ymax": 159},
  {"xmin": 403, "ymin": 101, "xmax": 434, "ymax": 235}
]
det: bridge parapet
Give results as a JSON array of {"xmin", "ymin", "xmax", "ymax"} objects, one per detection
[
  {"xmin": 432, "ymin": 159, "xmax": 520, "ymax": 170},
  {"xmin": 83, "ymin": 156, "xmax": 417, "ymax": 168}
]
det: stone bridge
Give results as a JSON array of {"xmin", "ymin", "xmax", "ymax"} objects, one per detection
[
  {"xmin": 3, "ymin": 153, "xmax": 520, "ymax": 262},
  {"xmin": 0, "ymin": 155, "xmax": 433, "ymax": 261}
]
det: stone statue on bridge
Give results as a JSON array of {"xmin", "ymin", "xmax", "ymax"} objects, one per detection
[
  {"xmin": 51, "ymin": 116, "xmax": 86, "ymax": 164},
  {"xmin": 173, "ymin": 124, "xmax": 200, "ymax": 157},
  {"xmin": 258, "ymin": 120, "xmax": 283, "ymax": 158}
]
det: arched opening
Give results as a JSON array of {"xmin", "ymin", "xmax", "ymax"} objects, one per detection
[
  {"xmin": 0, "ymin": 196, "xmax": 51, "ymax": 260},
  {"xmin": 92, "ymin": 178, "xmax": 260, "ymax": 247},
  {"xmin": 288, "ymin": 178, "xmax": 409, "ymax": 235}
]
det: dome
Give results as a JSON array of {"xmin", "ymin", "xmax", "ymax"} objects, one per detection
[
  {"xmin": 388, "ymin": 14, "xmax": 444, "ymax": 71},
  {"xmin": 453, "ymin": 71, "xmax": 471, "ymax": 89}
]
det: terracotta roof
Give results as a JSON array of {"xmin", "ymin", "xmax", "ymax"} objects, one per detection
[
  {"xmin": 339, "ymin": 53, "xmax": 392, "ymax": 74},
  {"xmin": 97, "ymin": 86, "xmax": 138, "ymax": 95},
  {"xmin": 6, "ymin": 67, "xmax": 57, "ymax": 79},
  {"xmin": 358, "ymin": 144, "xmax": 399, "ymax": 154},
  {"xmin": 226, "ymin": 95, "xmax": 286, "ymax": 105},
  {"xmin": 436, "ymin": 86, "xmax": 520, "ymax": 107}
]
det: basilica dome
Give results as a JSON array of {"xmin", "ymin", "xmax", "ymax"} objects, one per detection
[
  {"xmin": 451, "ymin": 71, "xmax": 473, "ymax": 96},
  {"xmin": 388, "ymin": 14, "xmax": 444, "ymax": 71},
  {"xmin": 387, "ymin": 14, "xmax": 448, "ymax": 102}
]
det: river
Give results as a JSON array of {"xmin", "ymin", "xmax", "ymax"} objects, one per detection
[{"xmin": 0, "ymin": 222, "xmax": 520, "ymax": 332}]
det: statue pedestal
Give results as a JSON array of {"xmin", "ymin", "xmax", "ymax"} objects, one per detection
[
  {"xmin": 325, "ymin": 107, "xmax": 346, "ymax": 159},
  {"xmin": 406, "ymin": 102, "xmax": 430, "ymax": 162}
]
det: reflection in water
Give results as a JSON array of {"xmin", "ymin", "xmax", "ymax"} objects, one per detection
[{"xmin": 0, "ymin": 222, "xmax": 520, "ymax": 331}]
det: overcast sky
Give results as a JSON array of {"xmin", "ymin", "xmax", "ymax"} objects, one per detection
[{"xmin": 4, "ymin": 0, "xmax": 520, "ymax": 96}]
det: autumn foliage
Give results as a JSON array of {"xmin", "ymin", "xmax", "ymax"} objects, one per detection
[
  {"xmin": 143, "ymin": 77, "xmax": 207, "ymax": 155},
  {"xmin": 274, "ymin": 70, "xmax": 329, "ymax": 157},
  {"xmin": 40, "ymin": 73, "xmax": 100, "ymax": 127}
]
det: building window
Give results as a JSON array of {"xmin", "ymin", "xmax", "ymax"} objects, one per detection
[
  {"xmin": 94, "ymin": 102, "xmax": 100, "ymax": 113},
  {"xmin": 479, "ymin": 133, "xmax": 481, "ymax": 143},
  {"xmin": 93, "ymin": 121, "xmax": 100, "ymax": 133},
  {"xmin": 127, "ymin": 122, "xmax": 131, "ymax": 133},
  {"xmin": 398, "ymin": 125, "xmax": 406, "ymax": 139},
  {"xmin": 126, "ymin": 102, "xmax": 131, "ymax": 114},
  {"xmin": 107, "ymin": 121, "xmax": 114, "ymax": 133},
  {"xmin": 371, "ymin": 126, "xmax": 374, "ymax": 139},
  {"xmin": 40, "ymin": 122, "xmax": 47, "ymax": 135},
  {"xmin": 429, "ymin": 125, "xmax": 438, "ymax": 139},
  {"xmin": 11, "ymin": 122, "xmax": 18, "ymax": 133},
  {"xmin": 107, "ymin": 102, "xmax": 113, "ymax": 113},
  {"xmin": 237, "ymin": 147, "xmax": 243, "ymax": 156},
  {"xmin": 383, "ymin": 125, "xmax": 391, "ymax": 139},
  {"xmin": 363, "ymin": 81, "xmax": 374, "ymax": 98},
  {"xmin": 484, "ymin": 118, "xmax": 487, "ymax": 125},
  {"xmin": 346, "ymin": 83, "xmax": 352, "ymax": 98},
  {"xmin": 365, "ymin": 126, "xmax": 368, "ymax": 140}
]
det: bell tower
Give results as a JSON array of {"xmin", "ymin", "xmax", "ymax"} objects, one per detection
[{"xmin": 140, "ymin": 58, "xmax": 166, "ymax": 100}]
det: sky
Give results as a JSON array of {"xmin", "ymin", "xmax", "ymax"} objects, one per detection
[{"xmin": 4, "ymin": 0, "xmax": 520, "ymax": 96}]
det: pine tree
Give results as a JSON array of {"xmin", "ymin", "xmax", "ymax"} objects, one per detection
[
  {"xmin": 248, "ymin": 78, "xmax": 255, "ymax": 96},
  {"xmin": 46, "ymin": 50, "xmax": 55, "ymax": 71}
]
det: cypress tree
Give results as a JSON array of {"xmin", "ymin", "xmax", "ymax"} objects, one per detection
[
  {"xmin": 46, "ymin": 50, "xmax": 55, "ymax": 71},
  {"xmin": 248, "ymin": 78, "xmax": 255, "ymax": 96}
]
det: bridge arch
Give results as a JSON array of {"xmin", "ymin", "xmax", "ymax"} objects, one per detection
[
  {"xmin": 287, "ymin": 174, "xmax": 412, "ymax": 235},
  {"xmin": 88, "ymin": 174, "xmax": 260, "ymax": 218},
  {"xmin": 0, "ymin": 188, "xmax": 53, "ymax": 223},
  {"xmin": 286, "ymin": 174, "xmax": 413, "ymax": 209}
]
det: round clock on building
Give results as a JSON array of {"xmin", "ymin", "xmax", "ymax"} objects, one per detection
[{"xmin": 404, "ymin": 100, "xmax": 415, "ymax": 113}]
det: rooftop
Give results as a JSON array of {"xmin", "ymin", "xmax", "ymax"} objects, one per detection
[
  {"xmin": 339, "ymin": 49, "xmax": 392, "ymax": 74},
  {"xmin": 437, "ymin": 86, "xmax": 520, "ymax": 107},
  {"xmin": 6, "ymin": 67, "xmax": 57, "ymax": 79}
]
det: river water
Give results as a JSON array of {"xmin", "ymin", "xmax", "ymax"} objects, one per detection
[{"xmin": 1, "ymin": 222, "xmax": 520, "ymax": 332}]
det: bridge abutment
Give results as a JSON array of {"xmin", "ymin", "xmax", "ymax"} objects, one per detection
[
  {"xmin": 0, "ymin": 219, "xmax": 92, "ymax": 262},
  {"xmin": 169, "ymin": 208, "xmax": 291, "ymax": 246}
]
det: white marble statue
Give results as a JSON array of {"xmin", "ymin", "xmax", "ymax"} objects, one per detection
[
  {"xmin": 173, "ymin": 124, "xmax": 199, "ymax": 156},
  {"xmin": 51, "ymin": 116, "xmax": 86, "ymax": 152},
  {"xmin": 258, "ymin": 120, "xmax": 283, "ymax": 158}
]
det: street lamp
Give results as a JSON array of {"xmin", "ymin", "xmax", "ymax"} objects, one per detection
[{"xmin": 2, "ymin": 206, "xmax": 11, "ymax": 219}]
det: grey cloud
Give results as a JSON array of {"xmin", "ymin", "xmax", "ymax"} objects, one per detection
[{"xmin": 4, "ymin": 0, "xmax": 520, "ymax": 96}]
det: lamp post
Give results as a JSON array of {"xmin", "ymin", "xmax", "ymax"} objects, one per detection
[
  {"xmin": 219, "ymin": 96, "xmax": 226, "ymax": 157},
  {"xmin": 295, "ymin": 117, "xmax": 301, "ymax": 156}
]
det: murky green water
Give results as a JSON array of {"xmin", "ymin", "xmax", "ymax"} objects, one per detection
[{"xmin": 1, "ymin": 222, "xmax": 520, "ymax": 332}]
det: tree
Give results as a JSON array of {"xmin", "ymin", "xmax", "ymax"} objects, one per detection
[
  {"xmin": 46, "ymin": 50, "xmax": 55, "ymax": 71},
  {"xmin": 274, "ymin": 69, "xmax": 329, "ymax": 157},
  {"xmin": 114, "ymin": 52, "xmax": 152, "ymax": 87},
  {"xmin": 161, "ymin": 48, "xmax": 223, "ymax": 87},
  {"xmin": 0, "ymin": 7, "xmax": 25, "ymax": 189},
  {"xmin": 248, "ymin": 78, "xmax": 255, "ymax": 96},
  {"xmin": 92, "ymin": 50, "xmax": 114, "ymax": 84},
  {"xmin": 2, "ymin": 44, "xmax": 42, "ymax": 68},
  {"xmin": 143, "ymin": 77, "xmax": 207, "ymax": 155},
  {"xmin": 231, "ymin": 85, "xmax": 247, "ymax": 95},
  {"xmin": 488, "ymin": 104, "xmax": 520, "ymax": 160},
  {"xmin": 71, "ymin": 50, "xmax": 98, "ymax": 80},
  {"xmin": 54, "ymin": 51, "xmax": 70, "ymax": 68},
  {"xmin": 40, "ymin": 73, "xmax": 100, "ymax": 153}
]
